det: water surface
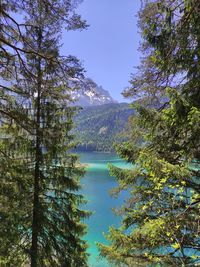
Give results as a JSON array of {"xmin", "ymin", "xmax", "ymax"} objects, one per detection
[{"xmin": 80, "ymin": 152, "xmax": 130, "ymax": 267}]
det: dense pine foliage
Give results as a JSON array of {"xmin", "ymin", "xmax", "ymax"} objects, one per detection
[
  {"xmin": 0, "ymin": 1, "xmax": 89, "ymax": 266},
  {"xmin": 99, "ymin": 0, "xmax": 200, "ymax": 266}
]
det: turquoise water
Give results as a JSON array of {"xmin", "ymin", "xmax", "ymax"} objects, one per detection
[{"xmin": 79, "ymin": 152, "xmax": 130, "ymax": 267}]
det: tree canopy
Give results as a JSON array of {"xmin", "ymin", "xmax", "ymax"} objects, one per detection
[
  {"xmin": 0, "ymin": 1, "xmax": 89, "ymax": 266},
  {"xmin": 99, "ymin": 1, "xmax": 200, "ymax": 266}
]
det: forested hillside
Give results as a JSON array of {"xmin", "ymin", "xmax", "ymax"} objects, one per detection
[{"xmin": 74, "ymin": 103, "xmax": 133, "ymax": 152}]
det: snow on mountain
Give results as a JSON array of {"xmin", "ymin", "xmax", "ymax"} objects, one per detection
[{"xmin": 70, "ymin": 78, "xmax": 117, "ymax": 106}]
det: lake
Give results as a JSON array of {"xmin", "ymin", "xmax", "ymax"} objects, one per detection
[{"xmin": 79, "ymin": 152, "xmax": 130, "ymax": 267}]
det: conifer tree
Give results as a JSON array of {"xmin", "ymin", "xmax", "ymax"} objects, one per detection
[
  {"xmin": 0, "ymin": 1, "xmax": 89, "ymax": 266},
  {"xmin": 99, "ymin": 1, "xmax": 200, "ymax": 266}
]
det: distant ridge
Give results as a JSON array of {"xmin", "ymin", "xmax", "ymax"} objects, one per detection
[{"xmin": 74, "ymin": 103, "xmax": 134, "ymax": 152}]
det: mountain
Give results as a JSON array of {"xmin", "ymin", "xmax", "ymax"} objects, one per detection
[
  {"xmin": 71, "ymin": 78, "xmax": 117, "ymax": 106},
  {"xmin": 74, "ymin": 103, "xmax": 134, "ymax": 152}
]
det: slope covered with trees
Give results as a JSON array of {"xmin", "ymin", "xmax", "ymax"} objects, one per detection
[
  {"xmin": 74, "ymin": 103, "xmax": 134, "ymax": 152},
  {"xmin": 99, "ymin": 0, "xmax": 200, "ymax": 266}
]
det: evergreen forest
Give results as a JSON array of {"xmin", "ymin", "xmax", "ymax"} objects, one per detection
[{"xmin": 1, "ymin": 0, "xmax": 200, "ymax": 267}]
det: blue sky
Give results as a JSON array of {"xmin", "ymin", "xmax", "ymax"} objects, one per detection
[{"xmin": 61, "ymin": 0, "xmax": 141, "ymax": 102}]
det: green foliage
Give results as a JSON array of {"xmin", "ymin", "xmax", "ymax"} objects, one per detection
[
  {"xmin": 0, "ymin": 1, "xmax": 89, "ymax": 266},
  {"xmin": 99, "ymin": 1, "xmax": 200, "ymax": 266}
]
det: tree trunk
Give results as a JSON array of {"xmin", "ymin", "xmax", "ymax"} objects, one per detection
[{"xmin": 31, "ymin": 27, "xmax": 42, "ymax": 267}]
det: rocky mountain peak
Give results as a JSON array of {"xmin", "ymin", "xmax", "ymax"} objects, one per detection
[{"xmin": 70, "ymin": 78, "xmax": 117, "ymax": 106}]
